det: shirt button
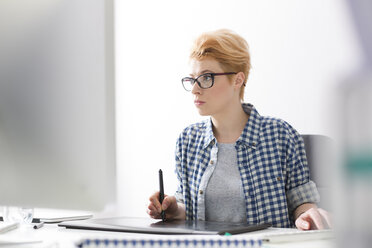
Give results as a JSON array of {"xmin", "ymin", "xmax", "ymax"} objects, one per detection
[
  {"xmin": 209, "ymin": 160, "xmax": 214, "ymax": 165},
  {"xmin": 199, "ymin": 190, "xmax": 203, "ymax": 195},
  {"xmin": 277, "ymin": 177, "xmax": 281, "ymax": 181}
]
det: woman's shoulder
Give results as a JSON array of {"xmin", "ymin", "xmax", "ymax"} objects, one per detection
[
  {"xmin": 253, "ymin": 108, "xmax": 301, "ymax": 141},
  {"xmin": 260, "ymin": 115, "xmax": 293, "ymax": 129},
  {"xmin": 244, "ymin": 103, "xmax": 298, "ymax": 136}
]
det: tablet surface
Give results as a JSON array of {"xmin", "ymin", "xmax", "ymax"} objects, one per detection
[{"xmin": 59, "ymin": 216, "xmax": 271, "ymax": 235}]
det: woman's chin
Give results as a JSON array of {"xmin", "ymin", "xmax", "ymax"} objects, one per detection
[{"xmin": 196, "ymin": 109, "xmax": 209, "ymax": 116}]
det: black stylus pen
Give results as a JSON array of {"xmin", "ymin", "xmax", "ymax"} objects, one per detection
[{"xmin": 159, "ymin": 169, "xmax": 166, "ymax": 222}]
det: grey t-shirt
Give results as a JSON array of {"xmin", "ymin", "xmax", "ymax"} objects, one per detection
[{"xmin": 205, "ymin": 143, "xmax": 247, "ymax": 223}]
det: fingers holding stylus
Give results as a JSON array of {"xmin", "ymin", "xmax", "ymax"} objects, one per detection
[
  {"xmin": 148, "ymin": 191, "xmax": 161, "ymax": 218},
  {"xmin": 148, "ymin": 192, "xmax": 179, "ymax": 219},
  {"xmin": 148, "ymin": 191, "xmax": 168, "ymax": 219},
  {"xmin": 148, "ymin": 191, "xmax": 161, "ymax": 212}
]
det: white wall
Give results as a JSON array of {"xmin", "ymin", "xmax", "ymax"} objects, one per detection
[{"xmin": 114, "ymin": 0, "xmax": 362, "ymax": 217}]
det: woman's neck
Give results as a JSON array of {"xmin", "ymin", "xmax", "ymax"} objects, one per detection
[{"xmin": 211, "ymin": 103, "xmax": 249, "ymax": 144}]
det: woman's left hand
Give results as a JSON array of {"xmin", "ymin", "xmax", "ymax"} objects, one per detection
[{"xmin": 295, "ymin": 207, "xmax": 332, "ymax": 230}]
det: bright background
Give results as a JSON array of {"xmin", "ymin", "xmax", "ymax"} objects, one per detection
[{"xmin": 114, "ymin": 0, "xmax": 362, "ymax": 217}]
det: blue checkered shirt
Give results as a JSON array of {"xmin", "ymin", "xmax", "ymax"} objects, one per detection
[{"xmin": 174, "ymin": 103, "xmax": 320, "ymax": 228}]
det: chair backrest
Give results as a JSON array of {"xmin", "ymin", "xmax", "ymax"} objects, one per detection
[{"xmin": 302, "ymin": 135, "xmax": 334, "ymax": 210}]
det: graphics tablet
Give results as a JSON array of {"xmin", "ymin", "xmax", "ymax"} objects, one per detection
[{"xmin": 58, "ymin": 217, "xmax": 271, "ymax": 235}]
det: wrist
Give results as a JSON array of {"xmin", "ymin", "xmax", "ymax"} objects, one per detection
[{"xmin": 294, "ymin": 203, "xmax": 317, "ymax": 220}]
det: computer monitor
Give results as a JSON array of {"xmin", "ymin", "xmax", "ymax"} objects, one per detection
[{"xmin": 0, "ymin": 0, "xmax": 116, "ymax": 211}]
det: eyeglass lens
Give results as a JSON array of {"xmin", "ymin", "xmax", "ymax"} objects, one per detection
[{"xmin": 182, "ymin": 74, "xmax": 213, "ymax": 91}]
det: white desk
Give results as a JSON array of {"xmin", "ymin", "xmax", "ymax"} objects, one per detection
[{"xmin": 0, "ymin": 223, "xmax": 336, "ymax": 248}]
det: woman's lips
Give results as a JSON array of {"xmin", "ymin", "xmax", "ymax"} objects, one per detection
[{"xmin": 194, "ymin": 100, "xmax": 205, "ymax": 106}]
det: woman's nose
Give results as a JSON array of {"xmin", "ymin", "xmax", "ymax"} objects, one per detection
[{"xmin": 191, "ymin": 82, "xmax": 201, "ymax": 95}]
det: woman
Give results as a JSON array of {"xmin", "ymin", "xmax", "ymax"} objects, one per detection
[{"xmin": 147, "ymin": 29, "xmax": 331, "ymax": 230}]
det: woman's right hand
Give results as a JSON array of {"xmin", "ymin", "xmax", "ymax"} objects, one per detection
[{"xmin": 147, "ymin": 191, "xmax": 186, "ymax": 220}]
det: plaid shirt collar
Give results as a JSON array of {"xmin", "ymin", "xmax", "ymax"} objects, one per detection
[{"xmin": 202, "ymin": 103, "xmax": 261, "ymax": 149}]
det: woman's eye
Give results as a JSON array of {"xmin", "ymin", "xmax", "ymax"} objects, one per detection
[{"xmin": 201, "ymin": 75, "xmax": 212, "ymax": 82}]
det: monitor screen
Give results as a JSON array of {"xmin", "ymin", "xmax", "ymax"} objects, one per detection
[{"xmin": 0, "ymin": 0, "xmax": 116, "ymax": 211}]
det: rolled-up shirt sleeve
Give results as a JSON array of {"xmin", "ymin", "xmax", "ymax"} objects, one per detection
[
  {"xmin": 174, "ymin": 138, "xmax": 185, "ymax": 204},
  {"xmin": 286, "ymin": 180, "xmax": 319, "ymax": 214},
  {"xmin": 175, "ymin": 163, "xmax": 184, "ymax": 204},
  {"xmin": 285, "ymin": 129, "xmax": 320, "ymax": 214},
  {"xmin": 175, "ymin": 186, "xmax": 184, "ymax": 204}
]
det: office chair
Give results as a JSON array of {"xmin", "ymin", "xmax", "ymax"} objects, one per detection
[{"xmin": 302, "ymin": 135, "xmax": 334, "ymax": 211}]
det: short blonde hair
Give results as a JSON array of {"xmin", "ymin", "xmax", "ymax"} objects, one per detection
[{"xmin": 190, "ymin": 29, "xmax": 251, "ymax": 101}]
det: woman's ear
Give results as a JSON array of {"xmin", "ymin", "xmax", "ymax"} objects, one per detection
[{"xmin": 234, "ymin": 72, "xmax": 246, "ymax": 89}]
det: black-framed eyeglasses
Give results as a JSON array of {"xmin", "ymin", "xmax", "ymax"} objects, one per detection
[{"xmin": 181, "ymin": 72, "xmax": 237, "ymax": 91}]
